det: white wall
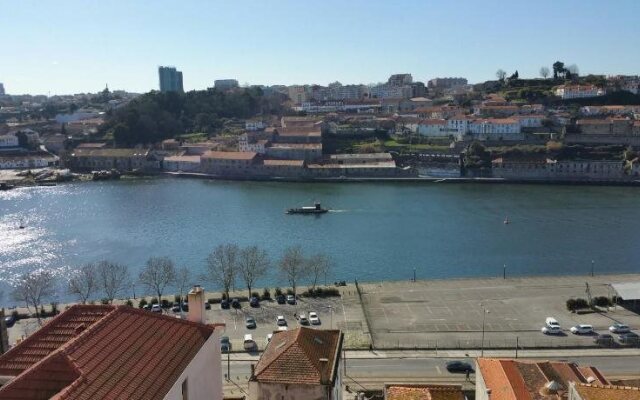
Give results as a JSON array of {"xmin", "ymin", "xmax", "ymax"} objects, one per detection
[{"xmin": 163, "ymin": 331, "xmax": 223, "ymax": 400}]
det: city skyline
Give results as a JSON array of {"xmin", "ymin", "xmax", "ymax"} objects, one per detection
[{"xmin": 1, "ymin": 0, "xmax": 640, "ymax": 95}]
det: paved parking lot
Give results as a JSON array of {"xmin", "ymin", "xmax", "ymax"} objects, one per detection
[
  {"xmin": 203, "ymin": 295, "xmax": 347, "ymax": 351},
  {"xmin": 359, "ymin": 274, "xmax": 640, "ymax": 349}
]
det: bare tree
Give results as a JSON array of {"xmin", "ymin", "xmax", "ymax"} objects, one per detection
[
  {"xmin": 306, "ymin": 253, "xmax": 332, "ymax": 292},
  {"xmin": 239, "ymin": 246, "xmax": 270, "ymax": 299},
  {"xmin": 11, "ymin": 270, "xmax": 56, "ymax": 324},
  {"xmin": 68, "ymin": 263, "xmax": 98, "ymax": 304},
  {"xmin": 539, "ymin": 66, "xmax": 550, "ymax": 79},
  {"xmin": 96, "ymin": 261, "xmax": 130, "ymax": 304},
  {"xmin": 176, "ymin": 267, "xmax": 191, "ymax": 304},
  {"xmin": 496, "ymin": 69, "xmax": 507, "ymax": 81},
  {"xmin": 205, "ymin": 244, "xmax": 239, "ymax": 299},
  {"xmin": 139, "ymin": 256, "xmax": 176, "ymax": 305},
  {"xmin": 279, "ymin": 246, "xmax": 308, "ymax": 296}
]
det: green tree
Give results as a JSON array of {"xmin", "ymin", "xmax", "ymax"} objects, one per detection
[{"xmin": 552, "ymin": 61, "xmax": 565, "ymax": 79}]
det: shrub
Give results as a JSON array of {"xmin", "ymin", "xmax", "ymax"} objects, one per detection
[
  {"xmin": 286, "ymin": 288, "xmax": 294, "ymax": 295},
  {"xmin": 575, "ymin": 298, "xmax": 589, "ymax": 309},
  {"xmin": 302, "ymin": 287, "xmax": 341, "ymax": 298},
  {"xmin": 139, "ymin": 298, "xmax": 148, "ymax": 308},
  {"xmin": 262, "ymin": 288, "xmax": 271, "ymax": 300},
  {"xmin": 221, "ymin": 293, "xmax": 227, "ymax": 300},
  {"xmin": 251, "ymin": 291, "xmax": 260, "ymax": 299},
  {"xmin": 100, "ymin": 298, "xmax": 110, "ymax": 305},
  {"xmin": 150, "ymin": 297, "xmax": 158, "ymax": 305},
  {"xmin": 125, "ymin": 299, "xmax": 133, "ymax": 307},
  {"xmin": 207, "ymin": 298, "xmax": 216, "ymax": 304},
  {"xmin": 593, "ymin": 296, "xmax": 612, "ymax": 307},
  {"xmin": 161, "ymin": 299, "xmax": 171, "ymax": 308},
  {"xmin": 566, "ymin": 299, "xmax": 577, "ymax": 312},
  {"xmin": 274, "ymin": 287, "xmax": 283, "ymax": 297},
  {"xmin": 174, "ymin": 294, "xmax": 182, "ymax": 303}
]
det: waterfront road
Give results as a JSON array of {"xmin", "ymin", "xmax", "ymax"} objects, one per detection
[{"xmin": 222, "ymin": 353, "xmax": 640, "ymax": 396}]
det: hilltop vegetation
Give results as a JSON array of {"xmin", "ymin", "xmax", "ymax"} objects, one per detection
[{"xmin": 99, "ymin": 88, "xmax": 288, "ymax": 146}]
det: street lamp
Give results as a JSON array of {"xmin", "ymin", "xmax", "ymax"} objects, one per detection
[{"xmin": 480, "ymin": 304, "xmax": 490, "ymax": 357}]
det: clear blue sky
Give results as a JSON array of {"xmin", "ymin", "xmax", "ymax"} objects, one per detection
[{"xmin": 1, "ymin": 0, "xmax": 639, "ymax": 95}]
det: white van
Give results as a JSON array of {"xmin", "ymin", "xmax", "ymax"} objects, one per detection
[
  {"xmin": 243, "ymin": 334, "xmax": 255, "ymax": 351},
  {"xmin": 545, "ymin": 317, "xmax": 560, "ymax": 328}
]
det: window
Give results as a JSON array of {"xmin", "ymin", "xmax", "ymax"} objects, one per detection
[{"xmin": 181, "ymin": 378, "xmax": 188, "ymax": 400}]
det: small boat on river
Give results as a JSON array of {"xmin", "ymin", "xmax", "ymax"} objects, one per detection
[{"xmin": 286, "ymin": 202, "xmax": 329, "ymax": 215}]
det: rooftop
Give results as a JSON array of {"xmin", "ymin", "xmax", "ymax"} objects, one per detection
[
  {"xmin": 477, "ymin": 358, "xmax": 608, "ymax": 400},
  {"xmin": 71, "ymin": 148, "xmax": 149, "ymax": 157},
  {"xmin": 202, "ymin": 151, "xmax": 257, "ymax": 160},
  {"xmin": 385, "ymin": 384, "xmax": 465, "ymax": 400},
  {"xmin": 573, "ymin": 383, "xmax": 640, "ymax": 400},
  {"xmin": 263, "ymin": 159, "xmax": 305, "ymax": 167},
  {"xmin": 252, "ymin": 327, "xmax": 342, "ymax": 386},
  {"xmin": 0, "ymin": 305, "xmax": 218, "ymax": 400}
]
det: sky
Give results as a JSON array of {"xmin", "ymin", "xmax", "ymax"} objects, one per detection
[{"xmin": 1, "ymin": 0, "xmax": 639, "ymax": 95}]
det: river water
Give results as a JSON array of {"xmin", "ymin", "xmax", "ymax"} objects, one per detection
[{"xmin": 1, "ymin": 178, "xmax": 639, "ymax": 304}]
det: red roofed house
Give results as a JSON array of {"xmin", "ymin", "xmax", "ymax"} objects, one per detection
[
  {"xmin": 249, "ymin": 327, "xmax": 343, "ymax": 400},
  {"xmin": 0, "ymin": 285, "xmax": 224, "ymax": 400},
  {"xmin": 384, "ymin": 384, "xmax": 466, "ymax": 400},
  {"xmin": 476, "ymin": 358, "xmax": 609, "ymax": 400}
]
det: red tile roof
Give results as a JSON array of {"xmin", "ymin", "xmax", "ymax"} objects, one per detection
[
  {"xmin": 477, "ymin": 358, "xmax": 609, "ymax": 400},
  {"xmin": 574, "ymin": 383, "xmax": 640, "ymax": 400},
  {"xmin": 0, "ymin": 305, "xmax": 217, "ymax": 400},
  {"xmin": 385, "ymin": 384, "xmax": 465, "ymax": 400},
  {"xmin": 202, "ymin": 150, "xmax": 257, "ymax": 160},
  {"xmin": 253, "ymin": 327, "xmax": 342, "ymax": 386}
]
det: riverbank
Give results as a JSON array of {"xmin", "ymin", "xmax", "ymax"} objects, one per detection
[{"xmin": 165, "ymin": 170, "xmax": 640, "ymax": 186}]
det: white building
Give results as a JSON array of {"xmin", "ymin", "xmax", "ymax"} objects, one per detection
[
  {"xmin": 369, "ymin": 84, "xmax": 413, "ymax": 99},
  {"xmin": 245, "ymin": 120, "xmax": 266, "ymax": 131},
  {"xmin": 555, "ymin": 85, "xmax": 606, "ymax": 99},
  {"xmin": 515, "ymin": 114, "xmax": 544, "ymax": 128},
  {"xmin": 0, "ymin": 153, "xmax": 59, "ymax": 169},
  {"xmin": 0, "ymin": 134, "xmax": 18, "ymax": 147},
  {"xmin": 417, "ymin": 119, "xmax": 448, "ymax": 137},
  {"xmin": 468, "ymin": 118, "xmax": 522, "ymax": 140},
  {"xmin": 238, "ymin": 133, "xmax": 269, "ymax": 154},
  {"xmin": 163, "ymin": 155, "xmax": 201, "ymax": 172},
  {"xmin": 0, "ymin": 287, "xmax": 224, "ymax": 400}
]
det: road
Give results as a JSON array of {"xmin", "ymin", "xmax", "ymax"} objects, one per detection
[{"xmin": 223, "ymin": 354, "xmax": 640, "ymax": 382}]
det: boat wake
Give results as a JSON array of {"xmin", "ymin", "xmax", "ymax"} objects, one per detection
[{"xmin": 328, "ymin": 209, "xmax": 347, "ymax": 213}]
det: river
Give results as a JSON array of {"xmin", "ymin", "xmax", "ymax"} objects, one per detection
[{"xmin": 1, "ymin": 178, "xmax": 639, "ymax": 304}]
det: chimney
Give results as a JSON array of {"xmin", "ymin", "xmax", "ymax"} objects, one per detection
[{"xmin": 187, "ymin": 285, "xmax": 206, "ymax": 324}]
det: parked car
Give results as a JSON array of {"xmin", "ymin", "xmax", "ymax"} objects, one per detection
[
  {"xmin": 142, "ymin": 304, "xmax": 152, "ymax": 310},
  {"xmin": 150, "ymin": 304, "xmax": 162, "ymax": 313},
  {"xmin": 181, "ymin": 302, "xmax": 189, "ymax": 312},
  {"xmin": 243, "ymin": 334, "xmax": 256, "ymax": 351},
  {"xmin": 594, "ymin": 334, "xmax": 614, "ymax": 347},
  {"xmin": 609, "ymin": 323, "xmax": 630, "ymax": 334},
  {"xmin": 570, "ymin": 324, "xmax": 594, "ymax": 335},
  {"xmin": 445, "ymin": 361, "xmax": 474, "ymax": 373},
  {"xmin": 541, "ymin": 325, "xmax": 562, "ymax": 335},
  {"xmin": 276, "ymin": 315, "xmax": 287, "ymax": 326},
  {"xmin": 250, "ymin": 297, "xmax": 260, "ymax": 307},
  {"xmin": 205, "ymin": 302, "xmax": 211, "ymax": 310},
  {"xmin": 545, "ymin": 317, "xmax": 560, "ymax": 329},
  {"xmin": 220, "ymin": 299, "xmax": 230, "ymax": 309},
  {"xmin": 171, "ymin": 304, "xmax": 181, "ymax": 312},
  {"xmin": 309, "ymin": 312, "xmax": 320, "ymax": 325},
  {"xmin": 220, "ymin": 336, "xmax": 231, "ymax": 352},
  {"xmin": 276, "ymin": 295, "xmax": 286, "ymax": 304},
  {"xmin": 299, "ymin": 314, "xmax": 309, "ymax": 325},
  {"xmin": 286, "ymin": 295, "xmax": 296, "ymax": 305},
  {"xmin": 246, "ymin": 316, "xmax": 257, "ymax": 329},
  {"xmin": 277, "ymin": 326, "xmax": 288, "ymax": 331},
  {"xmin": 231, "ymin": 298, "xmax": 241, "ymax": 309},
  {"xmin": 3, "ymin": 315, "xmax": 16, "ymax": 328},
  {"xmin": 618, "ymin": 332, "xmax": 640, "ymax": 345}
]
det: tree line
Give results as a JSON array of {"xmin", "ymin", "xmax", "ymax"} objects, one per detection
[
  {"xmin": 9, "ymin": 244, "xmax": 331, "ymax": 323},
  {"xmin": 99, "ymin": 87, "xmax": 288, "ymax": 146}
]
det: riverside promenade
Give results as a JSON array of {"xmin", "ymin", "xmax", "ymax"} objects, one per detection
[{"xmin": 357, "ymin": 273, "xmax": 640, "ymax": 350}]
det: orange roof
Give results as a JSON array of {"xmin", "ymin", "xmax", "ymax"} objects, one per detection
[
  {"xmin": 253, "ymin": 327, "xmax": 342, "ymax": 385},
  {"xmin": 385, "ymin": 384, "xmax": 464, "ymax": 400},
  {"xmin": 202, "ymin": 150, "xmax": 257, "ymax": 160},
  {"xmin": 0, "ymin": 305, "xmax": 217, "ymax": 400},
  {"xmin": 573, "ymin": 383, "xmax": 640, "ymax": 400},
  {"xmin": 276, "ymin": 126, "xmax": 322, "ymax": 136},
  {"xmin": 473, "ymin": 118, "xmax": 518, "ymax": 124},
  {"xmin": 477, "ymin": 358, "xmax": 609, "ymax": 400}
]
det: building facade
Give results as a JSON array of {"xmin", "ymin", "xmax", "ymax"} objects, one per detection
[
  {"xmin": 70, "ymin": 148, "xmax": 154, "ymax": 171},
  {"xmin": 200, "ymin": 151, "xmax": 258, "ymax": 175},
  {"xmin": 214, "ymin": 79, "xmax": 239, "ymax": 91},
  {"xmin": 163, "ymin": 155, "xmax": 201, "ymax": 172},
  {"xmin": 158, "ymin": 66, "xmax": 184, "ymax": 93},
  {"xmin": 0, "ymin": 134, "xmax": 18, "ymax": 147},
  {"xmin": 427, "ymin": 77, "xmax": 468, "ymax": 89},
  {"xmin": 555, "ymin": 85, "xmax": 605, "ymax": 99}
]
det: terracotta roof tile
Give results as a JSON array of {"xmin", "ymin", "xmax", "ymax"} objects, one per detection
[
  {"xmin": 202, "ymin": 151, "xmax": 257, "ymax": 160},
  {"xmin": 0, "ymin": 305, "xmax": 217, "ymax": 400},
  {"xmin": 385, "ymin": 384, "xmax": 465, "ymax": 400},
  {"xmin": 253, "ymin": 327, "xmax": 342, "ymax": 385},
  {"xmin": 574, "ymin": 383, "xmax": 640, "ymax": 400}
]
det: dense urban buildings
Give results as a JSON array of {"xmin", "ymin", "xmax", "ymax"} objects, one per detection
[
  {"xmin": 428, "ymin": 77, "xmax": 468, "ymax": 89},
  {"xmin": 158, "ymin": 66, "xmax": 184, "ymax": 93},
  {"xmin": 214, "ymin": 79, "xmax": 239, "ymax": 91}
]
